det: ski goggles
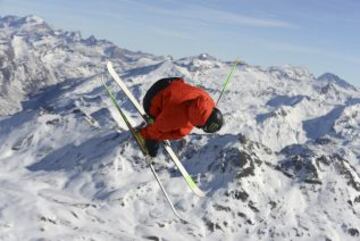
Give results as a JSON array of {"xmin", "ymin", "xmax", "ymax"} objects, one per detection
[{"xmin": 202, "ymin": 122, "xmax": 221, "ymax": 133}]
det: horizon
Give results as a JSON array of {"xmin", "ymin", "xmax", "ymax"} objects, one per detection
[{"xmin": 0, "ymin": 0, "xmax": 359, "ymax": 87}]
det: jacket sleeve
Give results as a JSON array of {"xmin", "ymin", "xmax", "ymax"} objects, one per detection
[{"xmin": 187, "ymin": 95, "xmax": 215, "ymax": 127}]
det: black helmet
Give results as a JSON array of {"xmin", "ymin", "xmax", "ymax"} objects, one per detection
[{"xmin": 202, "ymin": 107, "xmax": 224, "ymax": 133}]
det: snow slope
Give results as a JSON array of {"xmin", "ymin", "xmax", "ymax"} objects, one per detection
[{"xmin": 0, "ymin": 15, "xmax": 359, "ymax": 241}]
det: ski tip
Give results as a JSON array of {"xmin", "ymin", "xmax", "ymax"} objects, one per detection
[
  {"xmin": 107, "ymin": 61, "xmax": 113, "ymax": 70},
  {"xmin": 184, "ymin": 174, "xmax": 206, "ymax": 197},
  {"xmin": 189, "ymin": 181, "xmax": 206, "ymax": 197},
  {"xmin": 194, "ymin": 188, "xmax": 206, "ymax": 198}
]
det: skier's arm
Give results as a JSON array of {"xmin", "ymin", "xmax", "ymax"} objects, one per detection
[{"xmin": 187, "ymin": 96, "xmax": 214, "ymax": 127}]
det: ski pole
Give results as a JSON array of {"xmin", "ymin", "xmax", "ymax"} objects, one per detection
[{"xmin": 216, "ymin": 60, "xmax": 239, "ymax": 106}]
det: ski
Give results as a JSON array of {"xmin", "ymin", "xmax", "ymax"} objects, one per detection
[
  {"xmin": 107, "ymin": 61, "xmax": 206, "ymax": 197},
  {"xmin": 100, "ymin": 77, "xmax": 187, "ymax": 223}
]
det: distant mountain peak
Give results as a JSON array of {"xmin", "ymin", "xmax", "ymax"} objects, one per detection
[
  {"xmin": 0, "ymin": 14, "xmax": 45, "ymax": 26},
  {"xmin": 317, "ymin": 72, "xmax": 357, "ymax": 91},
  {"xmin": 267, "ymin": 65, "xmax": 314, "ymax": 81},
  {"xmin": 197, "ymin": 53, "xmax": 217, "ymax": 61},
  {"xmin": 20, "ymin": 15, "xmax": 45, "ymax": 24},
  {"xmin": 319, "ymin": 72, "xmax": 342, "ymax": 81}
]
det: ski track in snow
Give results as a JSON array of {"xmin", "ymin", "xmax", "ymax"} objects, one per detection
[{"xmin": 0, "ymin": 15, "xmax": 360, "ymax": 241}]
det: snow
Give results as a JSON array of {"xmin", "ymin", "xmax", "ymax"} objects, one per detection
[{"xmin": 0, "ymin": 15, "xmax": 360, "ymax": 241}]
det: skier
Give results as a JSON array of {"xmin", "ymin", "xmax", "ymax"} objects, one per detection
[{"xmin": 136, "ymin": 77, "xmax": 224, "ymax": 157}]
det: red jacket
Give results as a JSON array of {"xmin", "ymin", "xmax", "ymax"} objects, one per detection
[{"xmin": 140, "ymin": 79, "xmax": 215, "ymax": 141}]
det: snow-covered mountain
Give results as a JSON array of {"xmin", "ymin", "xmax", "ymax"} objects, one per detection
[{"xmin": 0, "ymin": 15, "xmax": 359, "ymax": 241}]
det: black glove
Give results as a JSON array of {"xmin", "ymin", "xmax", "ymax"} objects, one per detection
[{"xmin": 145, "ymin": 139, "xmax": 160, "ymax": 157}]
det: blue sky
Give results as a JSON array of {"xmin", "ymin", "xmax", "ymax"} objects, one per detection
[{"xmin": 1, "ymin": 0, "xmax": 359, "ymax": 86}]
